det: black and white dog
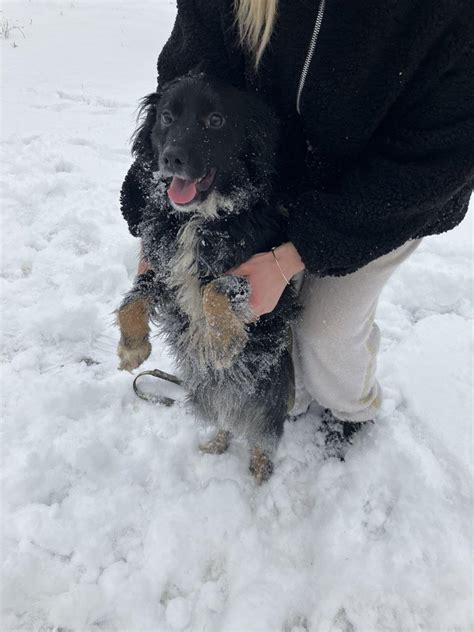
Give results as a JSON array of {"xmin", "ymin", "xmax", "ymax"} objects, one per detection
[{"xmin": 117, "ymin": 74, "xmax": 298, "ymax": 482}]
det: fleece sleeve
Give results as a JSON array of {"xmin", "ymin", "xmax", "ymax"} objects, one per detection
[
  {"xmin": 286, "ymin": 41, "xmax": 474, "ymax": 276},
  {"xmin": 120, "ymin": 160, "xmax": 153, "ymax": 237},
  {"xmin": 120, "ymin": 0, "xmax": 237, "ymax": 236}
]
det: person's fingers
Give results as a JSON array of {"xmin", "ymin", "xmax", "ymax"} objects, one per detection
[
  {"xmin": 227, "ymin": 263, "xmax": 250, "ymax": 276},
  {"xmin": 249, "ymin": 291, "xmax": 268, "ymax": 317},
  {"xmin": 248, "ymin": 301, "xmax": 262, "ymax": 319},
  {"xmin": 226, "ymin": 253, "xmax": 268, "ymax": 276},
  {"xmin": 138, "ymin": 256, "xmax": 151, "ymax": 275}
]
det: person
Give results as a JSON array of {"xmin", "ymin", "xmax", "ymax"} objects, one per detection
[{"xmin": 120, "ymin": 0, "xmax": 473, "ymax": 451}]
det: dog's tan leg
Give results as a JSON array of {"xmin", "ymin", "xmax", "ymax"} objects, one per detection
[
  {"xmin": 117, "ymin": 298, "xmax": 151, "ymax": 371},
  {"xmin": 201, "ymin": 282, "xmax": 248, "ymax": 369},
  {"xmin": 249, "ymin": 447, "xmax": 274, "ymax": 485},
  {"xmin": 199, "ymin": 429, "xmax": 232, "ymax": 455}
]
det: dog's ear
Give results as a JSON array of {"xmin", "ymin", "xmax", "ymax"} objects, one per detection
[
  {"xmin": 244, "ymin": 94, "xmax": 279, "ymax": 184},
  {"xmin": 131, "ymin": 92, "xmax": 161, "ymax": 161}
]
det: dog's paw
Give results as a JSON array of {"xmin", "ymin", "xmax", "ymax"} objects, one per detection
[
  {"xmin": 199, "ymin": 430, "xmax": 231, "ymax": 455},
  {"xmin": 117, "ymin": 337, "xmax": 151, "ymax": 371},
  {"xmin": 202, "ymin": 282, "xmax": 248, "ymax": 369},
  {"xmin": 249, "ymin": 447, "xmax": 274, "ymax": 485},
  {"xmin": 208, "ymin": 275, "xmax": 252, "ymax": 322},
  {"xmin": 116, "ymin": 297, "xmax": 151, "ymax": 371}
]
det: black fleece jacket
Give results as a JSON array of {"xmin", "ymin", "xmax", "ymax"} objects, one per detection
[{"xmin": 121, "ymin": 0, "xmax": 474, "ymax": 276}]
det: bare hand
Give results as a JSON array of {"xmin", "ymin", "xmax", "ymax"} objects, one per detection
[
  {"xmin": 229, "ymin": 242, "xmax": 305, "ymax": 317},
  {"xmin": 138, "ymin": 242, "xmax": 151, "ymax": 275}
]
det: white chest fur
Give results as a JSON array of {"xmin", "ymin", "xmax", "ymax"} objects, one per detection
[{"xmin": 168, "ymin": 217, "xmax": 207, "ymax": 351}]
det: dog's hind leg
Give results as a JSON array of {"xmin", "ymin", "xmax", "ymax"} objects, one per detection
[
  {"xmin": 199, "ymin": 429, "xmax": 232, "ymax": 455},
  {"xmin": 246, "ymin": 351, "xmax": 294, "ymax": 484},
  {"xmin": 249, "ymin": 447, "xmax": 274, "ymax": 484}
]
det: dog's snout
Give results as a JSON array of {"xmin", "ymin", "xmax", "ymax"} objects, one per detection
[{"xmin": 161, "ymin": 146, "xmax": 188, "ymax": 171}]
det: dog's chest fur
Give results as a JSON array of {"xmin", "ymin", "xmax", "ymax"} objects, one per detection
[
  {"xmin": 167, "ymin": 216, "xmax": 207, "ymax": 346},
  {"xmin": 142, "ymin": 210, "xmax": 226, "ymax": 368}
]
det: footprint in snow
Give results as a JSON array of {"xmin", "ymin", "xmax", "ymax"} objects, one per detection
[
  {"xmin": 68, "ymin": 137, "xmax": 94, "ymax": 147},
  {"xmin": 54, "ymin": 159, "xmax": 75, "ymax": 173},
  {"xmin": 331, "ymin": 608, "xmax": 356, "ymax": 632},
  {"xmin": 284, "ymin": 614, "xmax": 309, "ymax": 632},
  {"xmin": 362, "ymin": 488, "xmax": 395, "ymax": 539}
]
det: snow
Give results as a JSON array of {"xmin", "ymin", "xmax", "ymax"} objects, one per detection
[{"xmin": 1, "ymin": 1, "xmax": 473, "ymax": 630}]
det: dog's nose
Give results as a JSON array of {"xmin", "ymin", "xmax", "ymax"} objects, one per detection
[{"xmin": 161, "ymin": 146, "xmax": 188, "ymax": 171}]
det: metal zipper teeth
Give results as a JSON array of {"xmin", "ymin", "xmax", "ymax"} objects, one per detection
[{"xmin": 296, "ymin": 0, "xmax": 326, "ymax": 115}]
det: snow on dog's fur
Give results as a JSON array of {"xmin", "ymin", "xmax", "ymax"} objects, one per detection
[{"xmin": 117, "ymin": 73, "xmax": 298, "ymax": 483}]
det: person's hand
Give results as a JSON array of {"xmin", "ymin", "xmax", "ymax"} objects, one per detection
[
  {"xmin": 137, "ymin": 243, "xmax": 151, "ymax": 275},
  {"xmin": 228, "ymin": 242, "xmax": 305, "ymax": 317}
]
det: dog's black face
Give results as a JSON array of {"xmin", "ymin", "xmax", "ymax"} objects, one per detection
[
  {"xmin": 132, "ymin": 73, "xmax": 278, "ymax": 214},
  {"xmin": 156, "ymin": 78, "xmax": 242, "ymax": 207}
]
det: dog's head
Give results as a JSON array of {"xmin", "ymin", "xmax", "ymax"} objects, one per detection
[{"xmin": 132, "ymin": 73, "xmax": 278, "ymax": 216}]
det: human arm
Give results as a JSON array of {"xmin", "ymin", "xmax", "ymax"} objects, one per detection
[
  {"xmin": 231, "ymin": 30, "xmax": 474, "ymax": 313},
  {"xmin": 286, "ymin": 38, "xmax": 474, "ymax": 277}
]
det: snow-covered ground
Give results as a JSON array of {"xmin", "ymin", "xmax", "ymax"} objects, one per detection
[{"xmin": 1, "ymin": 1, "xmax": 473, "ymax": 630}]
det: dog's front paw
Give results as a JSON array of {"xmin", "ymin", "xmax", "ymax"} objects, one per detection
[
  {"xmin": 249, "ymin": 447, "xmax": 274, "ymax": 485},
  {"xmin": 202, "ymin": 282, "xmax": 248, "ymax": 369},
  {"xmin": 209, "ymin": 275, "xmax": 253, "ymax": 322},
  {"xmin": 116, "ymin": 297, "xmax": 151, "ymax": 371},
  {"xmin": 117, "ymin": 336, "xmax": 151, "ymax": 371}
]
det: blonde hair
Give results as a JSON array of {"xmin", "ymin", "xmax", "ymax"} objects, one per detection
[{"xmin": 234, "ymin": 0, "xmax": 278, "ymax": 69}]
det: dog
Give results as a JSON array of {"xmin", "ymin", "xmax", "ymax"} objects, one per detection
[{"xmin": 117, "ymin": 73, "xmax": 298, "ymax": 483}]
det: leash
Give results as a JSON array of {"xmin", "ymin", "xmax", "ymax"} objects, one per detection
[{"xmin": 133, "ymin": 368, "xmax": 183, "ymax": 406}]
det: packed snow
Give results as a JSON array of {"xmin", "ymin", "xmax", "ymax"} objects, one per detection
[{"xmin": 1, "ymin": 1, "xmax": 473, "ymax": 630}]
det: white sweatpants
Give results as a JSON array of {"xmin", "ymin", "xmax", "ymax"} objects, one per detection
[{"xmin": 291, "ymin": 239, "xmax": 421, "ymax": 422}]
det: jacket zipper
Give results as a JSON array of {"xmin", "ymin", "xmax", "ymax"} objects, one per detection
[{"xmin": 296, "ymin": 0, "xmax": 326, "ymax": 115}]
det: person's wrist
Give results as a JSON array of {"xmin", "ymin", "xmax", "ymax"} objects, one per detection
[{"xmin": 273, "ymin": 242, "xmax": 305, "ymax": 280}]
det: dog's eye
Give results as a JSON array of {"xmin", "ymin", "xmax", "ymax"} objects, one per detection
[
  {"xmin": 207, "ymin": 112, "xmax": 225, "ymax": 129},
  {"xmin": 160, "ymin": 110, "xmax": 173, "ymax": 126}
]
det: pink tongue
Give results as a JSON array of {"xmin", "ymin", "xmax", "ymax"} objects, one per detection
[{"xmin": 167, "ymin": 176, "xmax": 198, "ymax": 205}]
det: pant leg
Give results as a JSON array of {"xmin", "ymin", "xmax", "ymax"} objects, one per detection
[{"xmin": 291, "ymin": 239, "xmax": 421, "ymax": 422}]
